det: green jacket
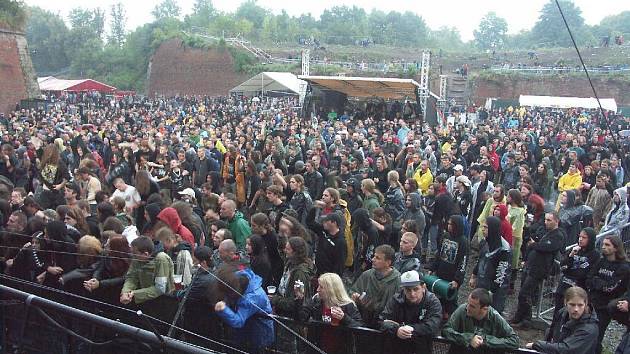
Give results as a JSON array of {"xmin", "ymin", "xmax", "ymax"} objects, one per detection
[
  {"xmin": 350, "ymin": 267, "xmax": 401, "ymax": 327},
  {"xmin": 122, "ymin": 252, "xmax": 175, "ymax": 304},
  {"xmin": 442, "ymin": 303, "xmax": 520, "ymax": 352},
  {"xmin": 272, "ymin": 260, "xmax": 316, "ymax": 316},
  {"xmin": 362, "ymin": 194, "xmax": 381, "ymax": 216},
  {"xmin": 227, "ymin": 211, "xmax": 252, "ymax": 250}
]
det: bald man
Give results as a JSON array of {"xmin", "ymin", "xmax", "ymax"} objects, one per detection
[{"xmin": 219, "ymin": 200, "xmax": 251, "ymax": 250}]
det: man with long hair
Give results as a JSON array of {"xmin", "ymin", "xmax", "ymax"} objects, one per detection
[
  {"xmin": 586, "ymin": 235, "xmax": 630, "ymax": 353},
  {"xmin": 526, "ymin": 286, "xmax": 598, "ymax": 353}
]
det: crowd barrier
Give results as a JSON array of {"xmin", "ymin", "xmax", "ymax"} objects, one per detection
[
  {"xmin": 0, "ymin": 276, "xmax": 541, "ymax": 354},
  {"xmin": 533, "ymin": 222, "xmax": 630, "ymax": 325}
]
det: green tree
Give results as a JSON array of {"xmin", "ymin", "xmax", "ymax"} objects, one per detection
[
  {"xmin": 319, "ymin": 6, "xmax": 368, "ymax": 45},
  {"xmin": 367, "ymin": 10, "xmax": 388, "ymax": 44},
  {"xmin": 473, "ymin": 12, "xmax": 508, "ymax": 50},
  {"xmin": 66, "ymin": 8, "xmax": 105, "ymax": 77},
  {"xmin": 595, "ymin": 11, "xmax": 630, "ymax": 38},
  {"xmin": 26, "ymin": 6, "xmax": 70, "ymax": 74},
  {"xmin": 429, "ymin": 26, "xmax": 467, "ymax": 51},
  {"xmin": 152, "ymin": 0, "xmax": 181, "ymax": 20},
  {"xmin": 210, "ymin": 13, "xmax": 253, "ymax": 38},
  {"xmin": 108, "ymin": 3, "xmax": 126, "ymax": 48},
  {"xmin": 185, "ymin": 0, "xmax": 216, "ymax": 29},
  {"xmin": 235, "ymin": 0, "xmax": 268, "ymax": 30},
  {"xmin": 531, "ymin": 0, "xmax": 588, "ymax": 47},
  {"xmin": 0, "ymin": 0, "xmax": 26, "ymax": 30}
]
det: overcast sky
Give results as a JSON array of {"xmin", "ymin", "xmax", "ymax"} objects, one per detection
[{"xmin": 24, "ymin": 0, "xmax": 630, "ymax": 41}]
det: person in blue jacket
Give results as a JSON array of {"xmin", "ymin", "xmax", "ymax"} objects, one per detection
[{"xmin": 214, "ymin": 265, "xmax": 275, "ymax": 353}]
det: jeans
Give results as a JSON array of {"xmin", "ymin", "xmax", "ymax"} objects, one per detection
[
  {"xmin": 428, "ymin": 224, "xmax": 439, "ymax": 255},
  {"xmin": 512, "ymin": 236, "xmax": 523, "ymax": 269}
]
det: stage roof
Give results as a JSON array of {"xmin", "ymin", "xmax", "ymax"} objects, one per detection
[
  {"xmin": 38, "ymin": 77, "xmax": 116, "ymax": 93},
  {"xmin": 519, "ymin": 95, "xmax": 617, "ymax": 112},
  {"xmin": 230, "ymin": 72, "xmax": 305, "ymax": 95},
  {"xmin": 298, "ymin": 75, "xmax": 424, "ymax": 100}
]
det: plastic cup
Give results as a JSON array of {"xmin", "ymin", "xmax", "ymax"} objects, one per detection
[
  {"xmin": 174, "ymin": 275, "xmax": 183, "ymax": 290},
  {"xmin": 267, "ymin": 286, "xmax": 277, "ymax": 294}
]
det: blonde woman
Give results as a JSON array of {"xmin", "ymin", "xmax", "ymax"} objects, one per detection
[
  {"xmin": 294, "ymin": 272, "xmax": 364, "ymax": 354},
  {"xmin": 361, "ymin": 178, "xmax": 383, "ymax": 216}
]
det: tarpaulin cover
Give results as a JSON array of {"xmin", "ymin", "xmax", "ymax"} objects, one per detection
[
  {"xmin": 519, "ymin": 95, "xmax": 617, "ymax": 112},
  {"xmin": 299, "ymin": 75, "xmax": 423, "ymax": 100},
  {"xmin": 38, "ymin": 77, "xmax": 116, "ymax": 93}
]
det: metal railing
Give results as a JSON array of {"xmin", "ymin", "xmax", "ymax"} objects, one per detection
[
  {"xmin": 534, "ymin": 222, "xmax": 630, "ymax": 324},
  {"xmin": 0, "ymin": 276, "xmax": 541, "ymax": 354},
  {"xmin": 489, "ymin": 66, "xmax": 630, "ymax": 75},
  {"xmin": 0, "ymin": 284, "xmax": 215, "ymax": 354}
]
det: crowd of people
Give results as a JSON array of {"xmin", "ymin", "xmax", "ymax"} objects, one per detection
[{"xmin": 1, "ymin": 93, "xmax": 630, "ymax": 354}]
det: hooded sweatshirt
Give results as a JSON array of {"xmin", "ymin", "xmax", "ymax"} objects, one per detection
[
  {"xmin": 474, "ymin": 216, "xmax": 511, "ymax": 292},
  {"xmin": 559, "ymin": 190, "xmax": 594, "ymax": 245},
  {"xmin": 352, "ymin": 208, "xmax": 381, "ymax": 270},
  {"xmin": 560, "ymin": 227, "xmax": 600, "ymax": 289},
  {"xmin": 121, "ymin": 241, "xmax": 175, "ymax": 304},
  {"xmin": 215, "ymin": 268, "xmax": 275, "ymax": 351},
  {"xmin": 601, "ymin": 187, "xmax": 630, "ymax": 235},
  {"xmin": 430, "ymin": 215, "xmax": 469, "ymax": 285},
  {"xmin": 226, "ymin": 211, "xmax": 252, "ymax": 251},
  {"xmin": 495, "ymin": 204, "xmax": 513, "ymax": 246},
  {"xmin": 157, "ymin": 207, "xmax": 195, "ymax": 250},
  {"xmin": 401, "ymin": 192, "xmax": 426, "ymax": 235},
  {"xmin": 350, "ymin": 267, "xmax": 401, "ymax": 327}
]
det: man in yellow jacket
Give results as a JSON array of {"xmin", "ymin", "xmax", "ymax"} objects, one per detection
[
  {"xmin": 558, "ymin": 163, "xmax": 582, "ymax": 192},
  {"xmin": 413, "ymin": 160, "xmax": 434, "ymax": 196},
  {"xmin": 556, "ymin": 163, "xmax": 582, "ymax": 210}
]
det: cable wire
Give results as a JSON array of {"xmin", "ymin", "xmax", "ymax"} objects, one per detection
[
  {"xmin": 0, "ymin": 273, "xmax": 248, "ymax": 354},
  {"xmin": 2, "ymin": 232, "xmax": 327, "ymax": 353},
  {"xmin": 554, "ymin": 0, "xmax": 618, "ymax": 146}
]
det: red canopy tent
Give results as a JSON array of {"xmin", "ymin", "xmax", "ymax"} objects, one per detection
[{"xmin": 38, "ymin": 76, "xmax": 116, "ymax": 93}]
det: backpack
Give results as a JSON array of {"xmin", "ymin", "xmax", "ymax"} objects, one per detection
[{"xmin": 338, "ymin": 199, "xmax": 354, "ymax": 268}]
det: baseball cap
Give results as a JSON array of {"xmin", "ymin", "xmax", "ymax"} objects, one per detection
[
  {"xmin": 454, "ymin": 164, "xmax": 464, "ymax": 171},
  {"xmin": 456, "ymin": 175, "xmax": 472, "ymax": 187},
  {"xmin": 178, "ymin": 188, "xmax": 196, "ymax": 199},
  {"xmin": 400, "ymin": 270, "xmax": 424, "ymax": 287}
]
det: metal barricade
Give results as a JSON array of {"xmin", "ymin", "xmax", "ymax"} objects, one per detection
[
  {"xmin": 0, "ymin": 278, "xmax": 543, "ymax": 354},
  {"xmin": 534, "ymin": 222, "xmax": 630, "ymax": 325}
]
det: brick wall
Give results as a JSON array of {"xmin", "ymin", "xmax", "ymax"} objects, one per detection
[
  {"xmin": 470, "ymin": 75, "xmax": 630, "ymax": 107},
  {"xmin": 146, "ymin": 38, "xmax": 249, "ymax": 97},
  {"xmin": 0, "ymin": 31, "xmax": 28, "ymax": 114}
]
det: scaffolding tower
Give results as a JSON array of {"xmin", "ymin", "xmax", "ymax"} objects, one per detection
[
  {"xmin": 299, "ymin": 49, "xmax": 310, "ymax": 106},
  {"xmin": 418, "ymin": 51, "xmax": 431, "ymax": 118},
  {"xmin": 438, "ymin": 74, "xmax": 448, "ymax": 124}
]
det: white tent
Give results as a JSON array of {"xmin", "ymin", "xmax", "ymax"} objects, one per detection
[
  {"xmin": 519, "ymin": 95, "xmax": 617, "ymax": 112},
  {"xmin": 230, "ymin": 72, "xmax": 306, "ymax": 95}
]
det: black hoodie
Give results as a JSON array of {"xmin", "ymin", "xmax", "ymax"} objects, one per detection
[
  {"xmin": 430, "ymin": 215, "xmax": 469, "ymax": 285},
  {"xmin": 560, "ymin": 227, "xmax": 600, "ymax": 289},
  {"xmin": 352, "ymin": 208, "xmax": 380, "ymax": 271},
  {"xmin": 474, "ymin": 216, "xmax": 511, "ymax": 292}
]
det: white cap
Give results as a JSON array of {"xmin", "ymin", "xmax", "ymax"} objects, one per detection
[
  {"xmin": 400, "ymin": 270, "xmax": 423, "ymax": 287},
  {"xmin": 178, "ymin": 188, "xmax": 195, "ymax": 199},
  {"xmin": 456, "ymin": 175, "xmax": 472, "ymax": 187}
]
